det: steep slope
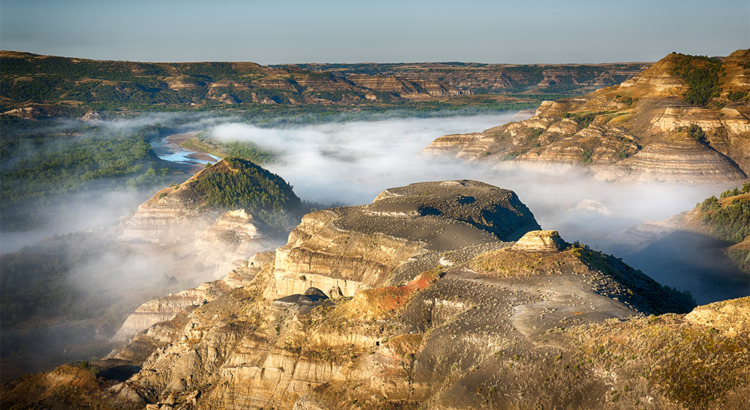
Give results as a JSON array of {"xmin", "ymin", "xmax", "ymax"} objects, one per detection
[
  {"xmin": 424, "ymin": 50, "xmax": 750, "ymax": 182},
  {"xmin": 7, "ymin": 181, "xmax": 735, "ymax": 410}
]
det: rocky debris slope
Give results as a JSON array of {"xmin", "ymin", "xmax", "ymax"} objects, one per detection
[{"xmin": 424, "ymin": 49, "xmax": 750, "ymax": 182}]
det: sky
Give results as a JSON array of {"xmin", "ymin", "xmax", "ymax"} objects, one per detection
[{"xmin": 1, "ymin": 0, "xmax": 747, "ymax": 64}]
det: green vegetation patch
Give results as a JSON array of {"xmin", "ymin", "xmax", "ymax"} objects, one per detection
[
  {"xmin": 193, "ymin": 157, "xmax": 302, "ymax": 231},
  {"xmin": 670, "ymin": 53, "xmax": 723, "ymax": 107},
  {"xmin": 0, "ymin": 123, "xmax": 175, "ymax": 230},
  {"xmin": 698, "ymin": 184, "xmax": 750, "ymax": 244},
  {"xmin": 181, "ymin": 132, "xmax": 277, "ymax": 164},
  {"xmin": 562, "ymin": 112, "xmax": 597, "ymax": 128}
]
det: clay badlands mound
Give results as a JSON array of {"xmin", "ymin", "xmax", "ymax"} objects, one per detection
[{"xmin": 5, "ymin": 180, "xmax": 748, "ymax": 410}]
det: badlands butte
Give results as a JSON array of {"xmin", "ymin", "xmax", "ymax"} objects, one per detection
[
  {"xmin": 3, "ymin": 176, "xmax": 749, "ymax": 410},
  {"xmin": 424, "ymin": 49, "xmax": 750, "ymax": 183}
]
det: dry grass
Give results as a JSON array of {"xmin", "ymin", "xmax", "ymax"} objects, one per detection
[
  {"xmin": 566, "ymin": 313, "xmax": 750, "ymax": 409},
  {"xmin": 471, "ymin": 248, "xmax": 588, "ymax": 278}
]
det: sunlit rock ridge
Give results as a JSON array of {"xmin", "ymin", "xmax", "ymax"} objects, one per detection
[{"xmin": 424, "ymin": 49, "xmax": 750, "ymax": 182}]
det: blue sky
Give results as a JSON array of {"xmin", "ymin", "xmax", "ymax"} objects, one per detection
[{"xmin": 1, "ymin": 0, "xmax": 747, "ymax": 64}]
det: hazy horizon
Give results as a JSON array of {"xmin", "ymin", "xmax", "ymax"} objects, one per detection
[{"xmin": 1, "ymin": 0, "xmax": 747, "ymax": 65}]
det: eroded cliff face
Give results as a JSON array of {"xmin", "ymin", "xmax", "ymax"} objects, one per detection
[
  {"xmin": 53, "ymin": 226, "xmax": 731, "ymax": 410},
  {"xmin": 424, "ymin": 50, "xmax": 750, "ymax": 182},
  {"xmin": 5, "ymin": 181, "xmax": 748, "ymax": 410}
]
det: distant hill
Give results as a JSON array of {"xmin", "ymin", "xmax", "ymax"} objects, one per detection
[
  {"xmin": 286, "ymin": 61, "xmax": 650, "ymax": 95},
  {"xmin": 424, "ymin": 49, "xmax": 750, "ymax": 182},
  {"xmin": 0, "ymin": 51, "xmax": 647, "ymax": 118}
]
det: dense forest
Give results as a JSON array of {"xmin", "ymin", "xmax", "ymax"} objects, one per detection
[{"xmin": 0, "ymin": 121, "xmax": 179, "ymax": 230}]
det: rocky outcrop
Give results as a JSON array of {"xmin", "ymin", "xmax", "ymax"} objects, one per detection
[
  {"xmin": 424, "ymin": 49, "xmax": 750, "ymax": 182},
  {"xmin": 120, "ymin": 181, "xmax": 218, "ymax": 244},
  {"xmin": 112, "ymin": 252, "xmax": 274, "ymax": 342},
  {"xmin": 510, "ymin": 230, "xmax": 567, "ymax": 252},
  {"xmin": 10, "ymin": 180, "xmax": 749, "ymax": 410},
  {"xmin": 195, "ymin": 209, "xmax": 279, "ymax": 275},
  {"xmin": 347, "ymin": 74, "xmax": 466, "ymax": 100},
  {"xmin": 266, "ymin": 180, "xmax": 540, "ymax": 300}
]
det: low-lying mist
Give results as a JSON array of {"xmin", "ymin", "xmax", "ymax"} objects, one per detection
[
  {"xmin": 208, "ymin": 114, "xmax": 742, "ymax": 303},
  {"xmin": 208, "ymin": 114, "xmax": 728, "ymax": 239}
]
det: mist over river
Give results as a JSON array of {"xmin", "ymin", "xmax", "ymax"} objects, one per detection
[{"xmin": 4, "ymin": 111, "xmax": 738, "ymax": 300}]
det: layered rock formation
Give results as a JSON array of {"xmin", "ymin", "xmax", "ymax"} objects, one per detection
[
  {"xmin": 12, "ymin": 180, "xmax": 746, "ymax": 410},
  {"xmin": 0, "ymin": 51, "xmax": 479, "ymax": 114},
  {"xmin": 297, "ymin": 61, "xmax": 649, "ymax": 95},
  {"xmin": 195, "ymin": 209, "xmax": 277, "ymax": 273},
  {"xmin": 110, "ymin": 251, "xmax": 274, "ymax": 346},
  {"xmin": 510, "ymin": 230, "xmax": 567, "ymax": 252},
  {"xmin": 424, "ymin": 49, "xmax": 750, "ymax": 182},
  {"xmin": 121, "ymin": 158, "xmax": 295, "ymax": 275},
  {"xmin": 267, "ymin": 180, "xmax": 540, "ymax": 300},
  {"xmin": 346, "ymin": 74, "xmax": 466, "ymax": 100}
]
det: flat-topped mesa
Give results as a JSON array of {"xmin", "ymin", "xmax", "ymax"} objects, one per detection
[
  {"xmin": 423, "ymin": 49, "xmax": 750, "ymax": 182},
  {"xmin": 266, "ymin": 180, "xmax": 540, "ymax": 300},
  {"xmin": 511, "ymin": 230, "xmax": 568, "ymax": 252}
]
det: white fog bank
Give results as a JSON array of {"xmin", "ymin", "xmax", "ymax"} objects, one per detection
[{"xmin": 209, "ymin": 114, "xmax": 732, "ymax": 246}]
